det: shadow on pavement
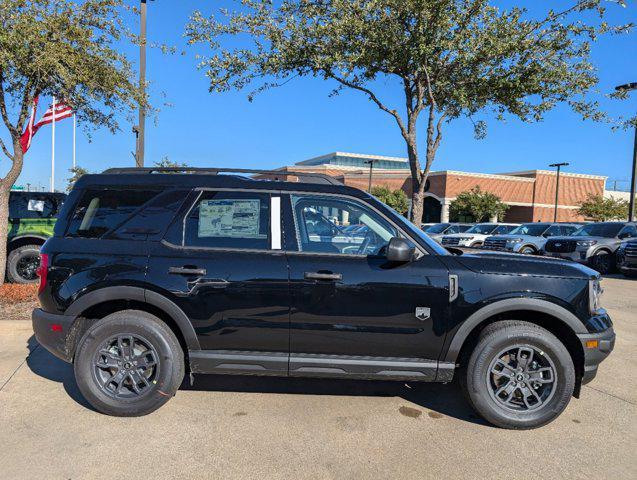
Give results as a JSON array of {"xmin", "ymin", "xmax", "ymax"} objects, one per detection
[
  {"xmin": 25, "ymin": 335, "xmax": 486, "ymax": 425},
  {"xmin": 25, "ymin": 335, "xmax": 95, "ymax": 411}
]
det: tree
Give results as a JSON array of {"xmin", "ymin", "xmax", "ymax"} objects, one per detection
[
  {"xmin": 578, "ymin": 194, "xmax": 628, "ymax": 221},
  {"xmin": 371, "ymin": 185, "xmax": 408, "ymax": 216},
  {"xmin": 186, "ymin": 0, "xmax": 630, "ymax": 226},
  {"xmin": 66, "ymin": 166, "xmax": 89, "ymax": 192},
  {"xmin": 154, "ymin": 157, "xmax": 190, "ymax": 171},
  {"xmin": 0, "ymin": 0, "xmax": 143, "ymax": 285},
  {"xmin": 449, "ymin": 186, "xmax": 508, "ymax": 222}
]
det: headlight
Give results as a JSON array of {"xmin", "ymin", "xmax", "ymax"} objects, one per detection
[
  {"xmin": 507, "ymin": 238, "xmax": 523, "ymax": 244},
  {"xmin": 577, "ymin": 240, "xmax": 598, "ymax": 247},
  {"xmin": 589, "ymin": 278, "xmax": 604, "ymax": 314}
]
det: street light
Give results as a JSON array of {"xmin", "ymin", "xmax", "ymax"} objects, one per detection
[
  {"xmin": 364, "ymin": 159, "xmax": 375, "ymax": 192},
  {"xmin": 549, "ymin": 162, "xmax": 569, "ymax": 222},
  {"xmin": 615, "ymin": 82, "xmax": 637, "ymax": 222},
  {"xmin": 135, "ymin": 0, "xmax": 153, "ymax": 168}
]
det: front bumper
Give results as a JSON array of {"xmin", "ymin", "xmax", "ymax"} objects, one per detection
[
  {"xmin": 544, "ymin": 249, "xmax": 589, "ymax": 263},
  {"xmin": 617, "ymin": 255, "xmax": 637, "ymax": 273},
  {"xmin": 577, "ymin": 327, "xmax": 616, "ymax": 385},
  {"xmin": 32, "ymin": 308, "xmax": 77, "ymax": 363}
]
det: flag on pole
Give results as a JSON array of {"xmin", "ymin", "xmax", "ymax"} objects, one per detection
[{"xmin": 19, "ymin": 97, "xmax": 73, "ymax": 153}]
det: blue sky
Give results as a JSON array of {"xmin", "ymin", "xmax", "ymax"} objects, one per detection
[{"xmin": 4, "ymin": 0, "xmax": 636, "ymax": 192}]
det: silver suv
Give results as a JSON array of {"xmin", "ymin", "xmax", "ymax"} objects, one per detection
[
  {"xmin": 482, "ymin": 222, "xmax": 580, "ymax": 255},
  {"xmin": 422, "ymin": 223, "xmax": 472, "ymax": 243},
  {"xmin": 543, "ymin": 222, "xmax": 637, "ymax": 274},
  {"xmin": 441, "ymin": 223, "xmax": 519, "ymax": 248}
]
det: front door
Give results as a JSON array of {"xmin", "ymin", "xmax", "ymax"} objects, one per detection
[
  {"xmin": 284, "ymin": 193, "xmax": 450, "ymax": 380},
  {"xmin": 148, "ymin": 189, "xmax": 290, "ymax": 375}
]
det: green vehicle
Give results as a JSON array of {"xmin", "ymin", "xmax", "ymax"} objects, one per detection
[{"xmin": 6, "ymin": 191, "xmax": 66, "ymax": 283}]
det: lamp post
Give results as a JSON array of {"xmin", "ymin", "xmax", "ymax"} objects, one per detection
[
  {"xmin": 615, "ymin": 82, "xmax": 637, "ymax": 222},
  {"xmin": 549, "ymin": 162, "xmax": 569, "ymax": 222},
  {"xmin": 134, "ymin": 0, "xmax": 151, "ymax": 168},
  {"xmin": 364, "ymin": 159, "xmax": 375, "ymax": 192}
]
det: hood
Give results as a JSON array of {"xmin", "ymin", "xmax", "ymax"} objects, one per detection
[
  {"xmin": 443, "ymin": 232, "xmax": 483, "ymax": 238},
  {"xmin": 450, "ymin": 250, "xmax": 597, "ymax": 280},
  {"xmin": 546, "ymin": 235, "xmax": 605, "ymax": 242}
]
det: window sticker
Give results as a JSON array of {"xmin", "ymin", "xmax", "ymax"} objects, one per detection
[
  {"xmin": 28, "ymin": 199, "xmax": 45, "ymax": 212},
  {"xmin": 198, "ymin": 199, "xmax": 264, "ymax": 238}
]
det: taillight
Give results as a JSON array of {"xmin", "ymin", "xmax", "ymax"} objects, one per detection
[{"xmin": 37, "ymin": 253, "xmax": 48, "ymax": 293}]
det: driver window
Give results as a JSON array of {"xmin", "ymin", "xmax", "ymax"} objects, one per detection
[{"xmin": 291, "ymin": 194, "xmax": 398, "ymax": 255}]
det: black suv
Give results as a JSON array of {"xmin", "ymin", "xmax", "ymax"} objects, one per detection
[{"xmin": 32, "ymin": 168, "xmax": 615, "ymax": 429}]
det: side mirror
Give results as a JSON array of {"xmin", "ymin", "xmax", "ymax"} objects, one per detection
[{"xmin": 386, "ymin": 237, "xmax": 415, "ymax": 262}]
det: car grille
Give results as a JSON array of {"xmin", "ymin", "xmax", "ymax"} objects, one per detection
[
  {"xmin": 545, "ymin": 239, "xmax": 577, "ymax": 253},
  {"xmin": 483, "ymin": 238, "xmax": 508, "ymax": 250},
  {"xmin": 625, "ymin": 243, "xmax": 637, "ymax": 258},
  {"xmin": 442, "ymin": 237, "xmax": 460, "ymax": 246}
]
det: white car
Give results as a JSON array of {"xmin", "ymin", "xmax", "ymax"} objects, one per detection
[{"xmin": 441, "ymin": 223, "xmax": 519, "ymax": 248}]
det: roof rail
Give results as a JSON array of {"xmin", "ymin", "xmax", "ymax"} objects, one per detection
[{"xmin": 101, "ymin": 167, "xmax": 342, "ymax": 186}]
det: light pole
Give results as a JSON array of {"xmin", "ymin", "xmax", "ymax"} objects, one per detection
[
  {"xmin": 549, "ymin": 162, "xmax": 569, "ymax": 222},
  {"xmin": 615, "ymin": 82, "xmax": 637, "ymax": 221},
  {"xmin": 134, "ymin": 0, "xmax": 151, "ymax": 168},
  {"xmin": 364, "ymin": 159, "xmax": 375, "ymax": 192}
]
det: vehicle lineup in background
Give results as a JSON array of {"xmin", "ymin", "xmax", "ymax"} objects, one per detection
[
  {"xmin": 32, "ymin": 168, "xmax": 615, "ymax": 429},
  {"xmin": 482, "ymin": 222, "xmax": 581, "ymax": 255},
  {"xmin": 5, "ymin": 191, "xmax": 66, "ymax": 284},
  {"xmin": 542, "ymin": 222, "xmax": 637, "ymax": 274},
  {"xmin": 616, "ymin": 240, "xmax": 637, "ymax": 278},
  {"xmin": 422, "ymin": 222, "xmax": 472, "ymax": 243},
  {"xmin": 440, "ymin": 223, "xmax": 519, "ymax": 248}
]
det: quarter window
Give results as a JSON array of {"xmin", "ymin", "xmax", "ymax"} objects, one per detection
[
  {"xmin": 291, "ymin": 194, "xmax": 404, "ymax": 255},
  {"xmin": 184, "ymin": 191, "xmax": 271, "ymax": 249}
]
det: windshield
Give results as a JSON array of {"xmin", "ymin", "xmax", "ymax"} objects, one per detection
[
  {"xmin": 571, "ymin": 223, "xmax": 624, "ymax": 238},
  {"xmin": 509, "ymin": 224, "xmax": 548, "ymax": 236},
  {"xmin": 465, "ymin": 223, "xmax": 497, "ymax": 235},
  {"xmin": 424, "ymin": 224, "xmax": 449, "ymax": 234}
]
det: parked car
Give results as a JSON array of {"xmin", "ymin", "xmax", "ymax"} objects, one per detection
[
  {"xmin": 441, "ymin": 223, "xmax": 519, "ymax": 248},
  {"xmin": 422, "ymin": 223, "xmax": 472, "ymax": 243},
  {"xmin": 32, "ymin": 167, "xmax": 614, "ymax": 429},
  {"xmin": 616, "ymin": 240, "xmax": 637, "ymax": 278},
  {"xmin": 6, "ymin": 190, "xmax": 66, "ymax": 283},
  {"xmin": 543, "ymin": 222, "xmax": 637, "ymax": 274},
  {"xmin": 482, "ymin": 222, "xmax": 580, "ymax": 255}
]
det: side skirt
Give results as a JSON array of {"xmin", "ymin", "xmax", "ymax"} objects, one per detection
[{"xmin": 189, "ymin": 350, "xmax": 455, "ymax": 382}]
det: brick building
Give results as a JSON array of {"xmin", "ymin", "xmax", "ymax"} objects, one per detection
[{"xmin": 272, "ymin": 152, "xmax": 608, "ymax": 223}]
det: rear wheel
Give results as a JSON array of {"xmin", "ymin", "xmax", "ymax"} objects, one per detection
[
  {"xmin": 6, "ymin": 244, "xmax": 41, "ymax": 284},
  {"xmin": 74, "ymin": 310, "xmax": 184, "ymax": 416},
  {"xmin": 461, "ymin": 321, "xmax": 575, "ymax": 429}
]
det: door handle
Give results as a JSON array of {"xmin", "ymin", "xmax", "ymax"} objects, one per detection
[
  {"xmin": 169, "ymin": 266, "xmax": 207, "ymax": 276},
  {"xmin": 304, "ymin": 272, "xmax": 342, "ymax": 281}
]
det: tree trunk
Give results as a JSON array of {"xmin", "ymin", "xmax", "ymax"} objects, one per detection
[
  {"xmin": 0, "ymin": 187, "xmax": 10, "ymax": 286},
  {"xmin": 405, "ymin": 136, "xmax": 427, "ymax": 226}
]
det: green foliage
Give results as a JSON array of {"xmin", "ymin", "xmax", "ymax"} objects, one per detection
[
  {"xmin": 66, "ymin": 166, "xmax": 89, "ymax": 192},
  {"xmin": 371, "ymin": 185, "xmax": 409, "ymax": 216},
  {"xmin": 449, "ymin": 186, "xmax": 509, "ymax": 222},
  {"xmin": 154, "ymin": 157, "xmax": 190, "ymax": 171},
  {"xmin": 578, "ymin": 194, "xmax": 628, "ymax": 221},
  {"xmin": 186, "ymin": 0, "xmax": 631, "ymax": 224}
]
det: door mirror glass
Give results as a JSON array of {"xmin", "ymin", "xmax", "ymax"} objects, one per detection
[{"xmin": 386, "ymin": 237, "xmax": 414, "ymax": 262}]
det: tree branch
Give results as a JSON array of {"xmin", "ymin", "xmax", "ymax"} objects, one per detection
[
  {"xmin": 0, "ymin": 74, "xmax": 16, "ymax": 136},
  {"xmin": 0, "ymin": 136, "xmax": 13, "ymax": 161},
  {"xmin": 328, "ymin": 73, "xmax": 409, "ymax": 139}
]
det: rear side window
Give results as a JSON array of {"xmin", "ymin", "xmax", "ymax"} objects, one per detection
[
  {"xmin": 9, "ymin": 193, "xmax": 64, "ymax": 219},
  {"xmin": 66, "ymin": 189, "xmax": 159, "ymax": 238},
  {"xmin": 184, "ymin": 191, "xmax": 271, "ymax": 249}
]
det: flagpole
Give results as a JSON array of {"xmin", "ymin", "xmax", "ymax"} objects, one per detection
[
  {"xmin": 72, "ymin": 113, "xmax": 76, "ymax": 169},
  {"xmin": 51, "ymin": 96, "xmax": 56, "ymax": 192}
]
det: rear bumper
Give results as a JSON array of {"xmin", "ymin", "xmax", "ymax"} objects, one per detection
[
  {"xmin": 577, "ymin": 327, "xmax": 616, "ymax": 385},
  {"xmin": 32, "ymin": 308, "xmax": 76, "ymax": 363}
]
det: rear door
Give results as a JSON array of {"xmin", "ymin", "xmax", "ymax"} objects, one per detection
[{"xmin": 147, "ymin": 189, "xmax": 290, "ymax": 375}]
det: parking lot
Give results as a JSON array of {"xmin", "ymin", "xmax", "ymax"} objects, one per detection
[{"xmin": 0, "ymin": 275, "xmax": 634, "ymax": 479}]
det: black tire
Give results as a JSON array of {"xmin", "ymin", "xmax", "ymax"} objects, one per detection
[
  {"xmin": 470, "ymin": 241, "xmax": 483, "ymax": 248},
  {"xmin": 460, "ymin": 321, "xmax": 575, "ymax": 429},
  {"xmin": 6, "ymin": 244, "xmax": 41, "ymax": 284},
  {"xmin": 588, "ymin": 250, "xmax": 614, "ymax": 275},
  {"xmin": 74, "ymin": 310, "xmax": 185, "ymax": 416},
  {"xmin": 519, "ymin": 245, "xmax": 536, "ymax": 255}
]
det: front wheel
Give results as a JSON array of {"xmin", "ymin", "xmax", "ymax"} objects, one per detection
[
  {"xmin": 589, "ymin": 251, "xmax": 614, "ymax": 275},
  {"xmin": 461, "ymin": 321, "xmax": 575, "ymax": 429},
  {"xmin": 6, "ymin": 244, "xmax": 41, "ymax": 283},
  {"xmin": 74, "ymin": 310, "xmax": 185, "ymax": 416},
  {"xmin": 519, "ymin": 246, "xmax": 536, "ymax": 255}
]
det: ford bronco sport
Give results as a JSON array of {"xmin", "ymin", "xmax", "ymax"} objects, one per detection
[{"xmin": 32, "ymin": 168, "xmax": 615, "ymax": 429}]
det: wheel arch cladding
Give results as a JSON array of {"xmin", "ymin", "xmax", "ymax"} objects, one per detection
[
  {"xmin": 64, "ymin": 286, "xmax": 200, "ymax": 356},
  {"xmin": 8, "ymin": 235, "xmax": 47, "ymax": 250},
  {"xmin": 446, "ymin": 299, "xmax": 586, "ymax": 396}
]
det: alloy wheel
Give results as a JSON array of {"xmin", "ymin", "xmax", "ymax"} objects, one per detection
[
  {"xmin": 487, "ymin": 344, "xmax": 557, "ymax": 411},
  {"xmin": 16, "ymin": 253, "xmax": 40, "ymax": 281}
]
